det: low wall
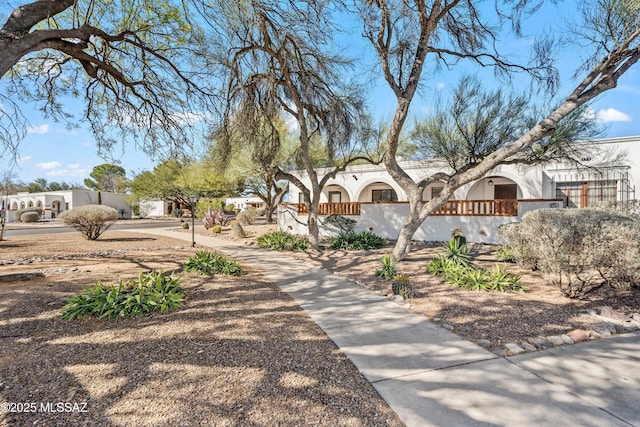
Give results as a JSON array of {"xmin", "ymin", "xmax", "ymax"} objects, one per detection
[{"xmin": 277, "ymin": 199, "xmax": 564, "ymax": 244}]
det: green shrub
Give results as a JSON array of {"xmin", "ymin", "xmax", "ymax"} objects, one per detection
[
  {"xmin": 324, "ymin": 214, "xmax": 357, "ymax": 232},
  {"xmin": 256, "ymin": 231, "xmax": 309, "ymax": 251},
  {"xmin": 392, "ymin": 275, "xmax": 413, "ymax": 299},
  {"xmin": 500, "ymin": 208, "xmax": 640, "ymax": 298},
  {"xmin": 181, "ymin": 221, "xmax": 189, "ymax": 229},
  {"xmin": 211, "ymin": 225, "xmax": 222, "ymax": 234},
  {"xmin": 236, "ymin": 208, "xmax": 258, "ymax": 226},
  {"xmin": 329, "ymin": 231, "xmax": 385, "ymax": 250},
  {"xmin": 20, "ymin": 212, "xmax": 41, "ymax": 223},
  {"xmin": 374, "ymin": 254, "xmax": 397, "ymax": 279},
  {"xmin": 184, "ymin": 250, "xmax": 241, "ymax": 275},
  {"xmin": 15, "ymin": 207, "xmax": 43, "ymax": 222},
  {"xmin": 232, "ymin": 221, "xmax": 247, "ymax": 238},
  {"xmin": 58, "ymin": 205, "xmax": 118, "ymax": 240},
  {"xmin": 61, "ymin": 271, "xmax": 185, "ymax": 320},
  {"xmin": 496, "ymin": 246, "xmax": 516, "ymax": 263}
]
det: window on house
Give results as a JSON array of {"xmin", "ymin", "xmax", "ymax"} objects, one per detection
[
  {"xmin": 328, "ymin": 191, "xmax": 341, "ymax": 203},
  {"xmin": 556, "ymin": 180, "xmax": 617, "ymax": 208},
  {"xmin": 371, "ymin": 188, "xmax": 398, "ymax": 202},
  {"xmin": 431, "ymin": 187, "xmax": 443, "ymax": 199}
]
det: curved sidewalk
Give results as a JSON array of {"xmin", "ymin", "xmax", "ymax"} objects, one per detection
[{"xmin": 137, "ymin": 228, "xmax": 640, "ymax": 427}]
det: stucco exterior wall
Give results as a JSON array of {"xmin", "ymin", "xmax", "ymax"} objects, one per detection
[
  {"xmin": 5, "ymin": 190, "xmax": 132, "ymax": 221},
  {"xmin": 278, "ymin": 199, "xmax": 564, "ymax": 244}
]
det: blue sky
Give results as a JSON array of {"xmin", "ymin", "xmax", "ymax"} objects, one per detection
[{"xmin": 2, "ymin": 1, "xmax": 639, "ymax": 185}]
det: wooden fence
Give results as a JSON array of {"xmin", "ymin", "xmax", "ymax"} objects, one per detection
[{"xmin": 287, "ymin": 199, "xmax": 519, "ymax": 217}]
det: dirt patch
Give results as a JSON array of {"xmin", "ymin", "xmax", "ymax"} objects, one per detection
[
  {"xmin": 0, "ymin": 231, "xmax": 401, "ymax": 426},
  {"xmin": 290, "ymin": 241, "xmax": 640, "ymax": 347}
]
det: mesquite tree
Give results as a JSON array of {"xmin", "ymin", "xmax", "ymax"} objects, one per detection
[
  {"xmin": 0, "ymin": 0, "xmax": 218, "ymax": 160},
  {"xmin": 210, "ymin": 0, "xmax": 374, "ymax": 249},
  {"xmin": 358, "ymin": 0, "xmax": 640, "ymax": 260}
]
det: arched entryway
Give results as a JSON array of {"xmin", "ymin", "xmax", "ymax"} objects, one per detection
[
  {"xmin": 51, "ymin": 201, "xmax": 62, "ymax": 217},
  {"xmin": 322, "ymin": 184, "xmax": 351, "ymax": 203},
  {"xmin": 466, "ymin": 176, "xmax": 522, "ymax": 201},
  {"xmin": 356, "ymin": 181, "xmax": 400, "ymax": 203}
]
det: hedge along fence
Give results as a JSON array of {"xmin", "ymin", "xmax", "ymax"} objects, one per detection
[{"xmin": 499, "ymin": 208, "xmax": 640, "ymax": 298}]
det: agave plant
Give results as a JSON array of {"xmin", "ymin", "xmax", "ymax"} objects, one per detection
[{"xmin": 443, "ymin": 237, "xmax": 472, "ymax": 267}]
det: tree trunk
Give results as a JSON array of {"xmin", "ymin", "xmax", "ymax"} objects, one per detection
[
  {"xmin": 265, "ymin": 202, "xmax": 276, "ymax": 223},
  {"xmin": 307, "ymin": 208, "xmax": 320, "ymax": 250},
  {"xmin": 392, "ymin": 210, "xmax": 423, "ymax": 261},
  {"xmin": 0, "ymin": 214, "xmax": 6, "ymax": 241}
]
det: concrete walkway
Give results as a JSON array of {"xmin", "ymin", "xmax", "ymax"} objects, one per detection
[{"xmin": 137, "ymin": 228, "xmax": 640, "ymax": 427}]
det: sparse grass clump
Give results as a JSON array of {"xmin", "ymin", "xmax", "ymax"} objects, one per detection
[{"xmin": 61, "ymin": 271, "xmax": 185, "ymax": 320}]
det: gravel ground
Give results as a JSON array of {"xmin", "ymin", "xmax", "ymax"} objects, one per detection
[
  {"xmin": 0, "ymin": 231, "xmax": 402, "ymax": 426},
  {"xmin": 290, "ymin": 241, "xmax": 640, "ymax": 346},
  {"xmin": 192, "ymin": 223, "xmax": 640, "ymax": 346}
]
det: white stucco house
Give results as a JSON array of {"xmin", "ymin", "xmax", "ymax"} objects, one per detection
[
  {"xmin": 279, "ymin": 135, "xmax": 639, "ymax": 243},
  {"xmin": 225, "ymin": 196, "xmax": 266, "ymax": 212},
  {"xmin": 3, "ymin": 190, "xmax": 132, "ymax": 222}
]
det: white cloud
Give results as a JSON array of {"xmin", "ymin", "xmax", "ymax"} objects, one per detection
[
  {"xmin": 18, "ymin": 156, "xmax": 32, "ymax": 163},
  {"xmin": 46, "ymin": 168, "xmax": 89, "ymax": 177},
  {"xmin": 27, "ymin": 124, "xmax": 50, "ymax": 134},
  {"xmin": 596, "ymin": 108, "xmax": 631, "ymax": 122},
  {"xmin": 36, "ymin": 161, "xmax": 61, "ymax": 170},
  {"xmin": 436, "ymin": 82, "xmax": 446, "ymax": 91},
  {"xmin": 38, "ymin": 162, "xmax": 89, "ymax": 177}
]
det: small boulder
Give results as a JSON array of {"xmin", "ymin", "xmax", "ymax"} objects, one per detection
[
  {"xmin": 546, "ymin": 336, "xmax": 565, "ymax": 346},
  {"xmin": 521, "ymin": 342, "xmax": 537, "ymax": 352},
  {"xmin": 505, "ymin": 343, "xmax": 525, "ymax": 355},
  {"xmin": 589, "ymin": 325, "xmax": 612, "ymax": 338},
  {"xmin": 389, "ymin": 295, "xmax": 404, "ymax": 303},
  {"xmin": 567, "ymin": 329, "xmax": 590, "ymax": 343},
  {"xmin": 599, "ymin": 306, "xmax": 633, "ymax": 324},
  {"xmin": 528, "ymin": 337, "xmax": 552, "ymax": 350},
  {"xmin": 561, "ymin": 335, "xmax": 575, "ymax": 345},
  {"xmin": 476, "ymin": 339, "xmax": 491, "ymax": 349}
]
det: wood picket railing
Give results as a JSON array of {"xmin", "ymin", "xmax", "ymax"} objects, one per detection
[
  {"xmin": 295, "ymin": 202, "xmax": 361, "ymax": 216},
  {"xmin": 431, "ymin": 199, "xmax": 519, "ymax": 216},
  {"xmin": 287, "ymin": 199, "xmax": 519, "ymax": 217}
]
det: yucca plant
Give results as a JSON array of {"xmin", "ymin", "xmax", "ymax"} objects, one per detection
[
  {"xmin": 426, "ymin": 255, "xmax": 455, "ymax": 275},
  {"xmin": 487, "ymin": 265, "xmax": 525, "ymax": 292},
  {"xmin": 443, "ymin": 237, "xmax": 472, "ymax": 267},
  {"xmin": 256, "ymin": 231, "xmax": 309, "ymax": 251},
  {"xmin": 184, "ymin": 250, "xmax": 242, "ymax": 276},
  {"xmin": 374, "ymin": 254, "xmax": 397, "ymax": 279},
  {"xmin": 329, "ymin": 231, "xmax": 385, "ymax": 250},
  {"xmin": 496, "ymin": 246, "xmax": 516, "ymax": 263},
  {"xmin": 61, "ymin": 271, "xmax": 185, "ymax": 320}
]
